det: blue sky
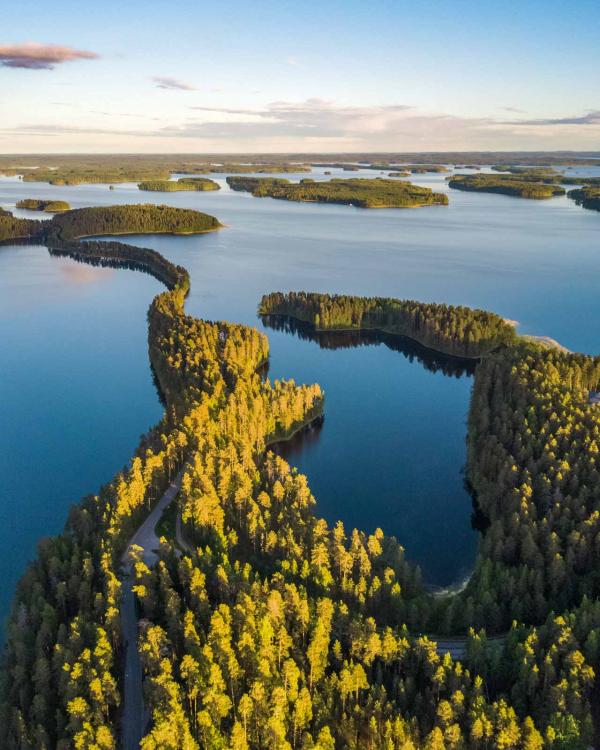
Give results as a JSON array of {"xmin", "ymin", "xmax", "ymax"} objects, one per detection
[{"xmin": 1, "ymin": 0, "xmax": 599, "ymax": 152}]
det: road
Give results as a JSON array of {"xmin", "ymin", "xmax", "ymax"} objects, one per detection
[{"xmin": 119, "ymin": 472, "xmax": 183, "ymax": 750}]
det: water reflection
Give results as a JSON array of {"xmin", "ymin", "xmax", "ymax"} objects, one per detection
[{"xmin": 261, "ymin": 314, "xmax": 477, "ymax": 378}]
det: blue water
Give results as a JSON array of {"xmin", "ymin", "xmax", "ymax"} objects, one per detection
[{"xmin": 1, "ymin": 165, "xmax": 599, "ymax": 628}]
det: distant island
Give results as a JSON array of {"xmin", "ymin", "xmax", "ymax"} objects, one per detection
[
  {"xmin": 208, "ymin": 163, "xmax": 310, "ymax": 174},
  {"xmin": 449, "ymin": 173, "xmax": 566, "ymax": 199},
  {"xmin": 404, "ymin": 165, "xmax": 450, "ymax": 173},
  {"xmin": 138, "ymin": 177, "xmax": 220, "ymax": 192},
  {"xmin": 568, "ymin": 186, "xmax": 600, "ymax": 212},
  {"xmin": 227, "ymin": 176, "xmax": 449, "ymax": 208},
  {"xmin": 15, "ymin": 199, "xmax": 70, "ymax": 212}
]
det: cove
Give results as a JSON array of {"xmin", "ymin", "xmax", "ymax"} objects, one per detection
[{"xmin": 262, "ymin": 314, "xmax": 477, "ymax": 587}]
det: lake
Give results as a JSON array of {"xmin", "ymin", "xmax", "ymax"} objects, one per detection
[{"xmin": 1, "ymin": 166, "xmax": 599, "ymax": 628}]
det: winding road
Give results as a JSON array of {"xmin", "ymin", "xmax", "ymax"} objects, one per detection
[
  {"xmin": 117, "ymin": 468, "xmax": 504, "ymax": 746},
  {"xmin": 119, "ymin": 471, "xmax": 183, "ymax": 750}
]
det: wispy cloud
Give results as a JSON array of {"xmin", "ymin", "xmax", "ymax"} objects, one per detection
[
  {"xmin": 152, "ymin": 75, "xmax": 196, "ymax": 91},
  {"xmin": 4, "ymin": 100, "xmax": 600, "ymax": 151},
  {"xmin": 503, "ymin": 110, "xmax": 600, "ymax": 126},
  {"xmin": 503, "ymin": 106, "xmax": 525, "ymax": 114},
  {"xmin": 0, "ymin": 42, "xmax": 98, "ymax": 70},
  {"xmin": 285, "ymin": 56, "xmax": 299, "ymax": 66}
]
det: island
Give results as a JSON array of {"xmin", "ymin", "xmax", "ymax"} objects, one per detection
[
  {"xmin": 227, "ymin": 176, "xmax": 449, "ymax": 208},
  {"xmin": 404, "ymin": 165, "xmax": 450, "ymax": 173},
  {"xmin": 15, "ymin": 198, "xmax": 70, "ymax": 212},
  {"xmin": 208, "ymin": 163, "xmax": 310, "ymax": 174},
  {"xmin": 449, "ymin": 173, "xmax": 566, "ymax": 198},
  {"xmin": 138, "ymin": 177, "xmax": 220, "ymax": 192},
  {"xmin": 568, "ymin": 186, "xmax": 600, "ymax": 212},
  {"xmin": 1, "ymin": 203, "xmax": 222, "ymax": 245},
  {"xmin": 47, "ymin": 203, "xmax": 223, "ymax": 240}
]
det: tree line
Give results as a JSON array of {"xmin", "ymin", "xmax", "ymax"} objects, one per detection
[{"xmin": 259, "ymin": 291, "xmax": 516, "ymax": 358}]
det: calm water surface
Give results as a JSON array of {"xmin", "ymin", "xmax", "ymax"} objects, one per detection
[{"xmin": 1, "ymin": 166, "xmax": 599, "ymax": 628}]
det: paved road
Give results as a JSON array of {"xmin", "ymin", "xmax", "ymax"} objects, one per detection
[{"xmin": 120, "ymin": 472, "xmax": 183, "ymax": 750}]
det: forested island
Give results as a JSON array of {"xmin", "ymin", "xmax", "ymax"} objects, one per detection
[
  {"xmin": 404, "ymin": 165, "xmax": 450, "ymax": 173},
  {"xmin": 138, "ymin": 177, "xmax": 220, "ymax": 192},
  {"xmin": 2, "ymin": 215, "xmax": 600, "ymax": 748},
  {"xmin": 0, "ymin": 203, "xmax": 221, "ymax": 244},
  {"xmin": 227, "ymin": 176, "xmax": 449, "ymax": 208},
  {"xmin": 568, "ymin": 186, "xmax": 600, "ymax": 212},
  {"xmin": 259, "ymin": 291, "xmax": 516, "ymax": 357},
  {"xmin": 209, "ymin": 163, "xmax": 310, "ymax": 174},
  {"xmin": 449, "ymin": 173, "xmax": 566, "ymax": 199},
  {"xmin": 48, "ymin": 203, "xmax": 222, "ymax": 240},
  {"xmin": 15, "ymin": 198, "xmax": 70, "ymax": 212}
]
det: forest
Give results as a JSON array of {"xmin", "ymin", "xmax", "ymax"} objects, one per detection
[
  {"xmin": 568, "ymin": 187, "xmax": 600, "ymax": 212},
  {"xmin": 0, "ymin": 209, "xmax": 43, "ymax": 242},
  {"xmin": 1, "ymin": 223, "xmax": 600, "ymax": 747},
  {"xmin": 259, "ymin": 291, "xmax": 516, "ymax": 357},
  {"xmin": 138, "ymin": 178, "xmax": 220, "ymax": 192},
  {"xmin": 226, "ymin": 177, "xmax": 449, "ymax": 208},
  {"xmin": 448, "ymin": 174, "xmax": 566, "ymax": 199},
  {"xmin": 15, "ymin": 199, "xmax": 70, "ymax": 212},
  {"xmin": 47, "ymin": 204, "xmax": 222, "ymax": 240}
]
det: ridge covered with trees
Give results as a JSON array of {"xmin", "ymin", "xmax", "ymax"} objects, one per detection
[
  {"xmin": 259, "ymin": 291, "xmax": 516, "ymax": 357},
  {"xmin": 227, "ymin": 177, "xmax": 449, "ymax": 208}
]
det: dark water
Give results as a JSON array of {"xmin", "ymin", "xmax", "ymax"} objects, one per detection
[{"xmin": 1, "ymin": 166, "xmax": 599, "ymax": 627}]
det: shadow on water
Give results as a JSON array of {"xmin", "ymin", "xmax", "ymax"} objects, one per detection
[{"xmin": 260, "ymin": 313, "xmax": 477, "ymax": 378}]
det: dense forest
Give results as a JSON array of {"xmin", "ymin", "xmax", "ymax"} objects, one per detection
[
  {"xmin": 138, "ymin": 178, "xmax": 220, "ymax": 192},
  {"xmin": 15, "ymin": 199, "xmax": 70, "ymax": 212},
  {"xmin": 568, "ymin": 187, "xmax": 600, "ymax": 212},
  {"xmin": 448, "ymin": 174, "xmax": 566, "ymax": 199},
  {"xmin": 48, "ymin": 204, "xmax": 222, "ymax": 240},
  {"xmin": 259, "ymin": 291, "xmax": 516, "ymax": 357},
  {"xmin": 0, "ymin": 209, "xmax": 43, "ymax": 242},
  {"xmin": 1, "ymin": 204, "xmax": 222, "ymax": 244},
  {"xmin": 2, "ymin": 227, "xmax": 600, "ymax": 747},
  {"xmin": 226, "ymin": 177, "xmax": 449, "ymax": 208}
]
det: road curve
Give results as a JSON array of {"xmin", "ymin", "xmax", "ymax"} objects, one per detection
[{"xmin": 119, "ymin": 472, "xmax": 183, "ymax": 750}]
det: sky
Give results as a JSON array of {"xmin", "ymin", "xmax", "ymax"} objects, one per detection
[{"xmin": 1, "ymin": 0, "xmax": 599, "ymax": 153}]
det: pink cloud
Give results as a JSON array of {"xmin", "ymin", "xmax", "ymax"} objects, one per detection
[{"xmin": 0, "ymin": 42, "xmax": 98, "ymax": 70}]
